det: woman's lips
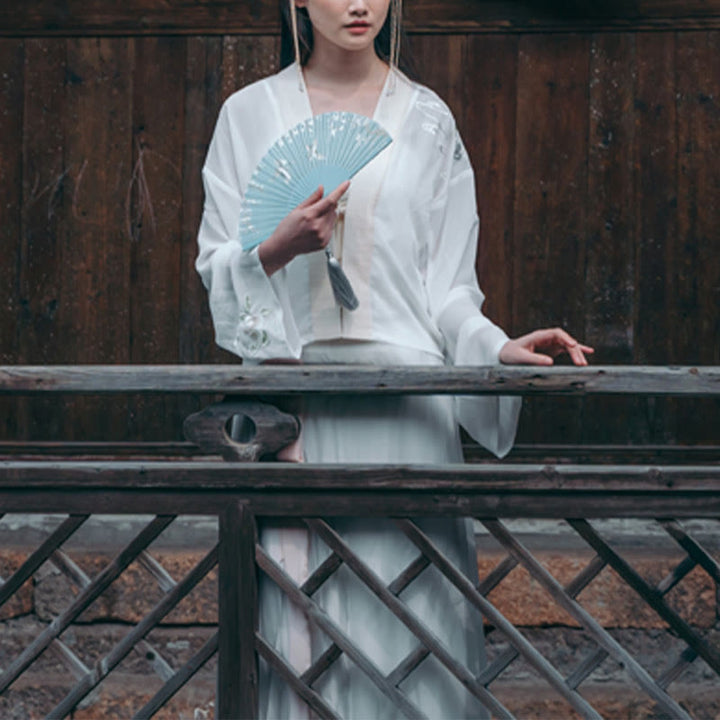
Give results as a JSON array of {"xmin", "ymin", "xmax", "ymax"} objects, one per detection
[{"xmin": 346, "ymin": 22, "xmax": 371, "ymax": 34}]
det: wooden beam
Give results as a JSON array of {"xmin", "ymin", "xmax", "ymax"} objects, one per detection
[
  {"xmin": 218, "ymin": 502, "xmax": 258, "ymax": 719},
  {"xmin": 0, "ymin": 365, "xmax": 718, "ymax": 396},
  {"xmin": 1, "ymin": 487, "xmax": 719, "ymax": 518},
  {"xmin": 1, "ymin": 460, "xmax": 720, "ymax": 491}
]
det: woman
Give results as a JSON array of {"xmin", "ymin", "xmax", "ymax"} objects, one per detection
[{"xmin": 197, "ymin": 0, "xmax": 592, "ymax": 716}]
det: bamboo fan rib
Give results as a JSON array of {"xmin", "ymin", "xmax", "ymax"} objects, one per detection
[{"xmin": 238, "ymin": 112, "xmax": 393, "ymax": 252}]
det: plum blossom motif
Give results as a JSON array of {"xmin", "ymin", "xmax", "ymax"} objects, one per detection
[{"xmin": 233, "ymin": 296, "xmax": 271, "ymax": 356}]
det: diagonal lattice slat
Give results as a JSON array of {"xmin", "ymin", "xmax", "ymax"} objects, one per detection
[
  {"xmin": 256, "ymin": 543, "xmax": 429, "ymax": 720},
  {"xmin": 564, "ymin": 552, "xmax": 697, "ymax": 690},
  {"xmin": 0, "ymin": 515, "xmax": 88, "ymax": 608},
  {"xmin": 660, "ymin": 519, "xmax": 720, "ymax": 584},
  {"xmin": 133, "ymin": 633, "xmax": 220, "ymax": 720},
  {"xmin": 49, "ymin": 544, "xmax": 219, "ymax": 718},
  {"xmin": 300, "ymin": 643, "xmax": 343, "ymax": 687},
  {"xmin": 49, "ymin": 546, "xmax": 176, "ymax": 682},
  {"xmin": 305, "ymin": 518, "xmax": 516, "ymax": 720},
  {"xmin": 294, "ymin": 542, "xmax": 432, "ymax": 692},
  {"xmin": 481, "ymin": 552, "xmax": 609, "ymax": 689},
  {"xmin": 257, "ymin": 633, "xmax": 340, "ymax": 720},
  {"xmin": 483, "ymin": 519, "xmax": 694, "ymax": 719},
  {"xmin": 568, "ymin": 519, "xmax": 720, "ymax": 675},
  {"xmin": 396, "ymin": 519, "xmax": 604, "ymax": 720},
  {"xmin": 0, "ymin": 515, "xmax": 175, "ymax": 695}
]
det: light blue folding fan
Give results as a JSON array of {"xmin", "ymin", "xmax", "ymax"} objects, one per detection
[{"xmin": 238, "ymin": 112, "xmax": 393, "ymax": 253}]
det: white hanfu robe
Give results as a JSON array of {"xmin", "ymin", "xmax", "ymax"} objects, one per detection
[{"xmin": 197, "ymin": 63, "xmax": 521, "ymax": 719}]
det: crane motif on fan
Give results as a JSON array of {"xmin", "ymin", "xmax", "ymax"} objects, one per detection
[{"xmin": 238, "ymin": 112, "xmax": 393, "ymax": 310}]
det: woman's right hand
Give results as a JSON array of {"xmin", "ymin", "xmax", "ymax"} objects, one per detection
[{"xmin": 258, "ymin": 180, "xmax": 350, "ymax": 276}]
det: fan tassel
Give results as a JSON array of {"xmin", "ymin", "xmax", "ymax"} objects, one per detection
[{"xmin": 325, "ymin": 249, "xmax": 359, "ymax": 311}]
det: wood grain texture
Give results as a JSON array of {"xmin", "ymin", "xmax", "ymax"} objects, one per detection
[
  {"xmin": 0, "ymin": 39, "xmax": 24, "ymax": 439},
  {"xmin": 128, "ymin": 36, "xmax": 186, "ymax": 440},
  {"xmin": 513, "ymin": 33, "xmax": 591, "ymax": 444},
  {"xmin": 635, "ymin": 33, "xmax": 678, "ymax": 445},
  {"xmin": 61, "ymin": 38, "xmax": 133, "ymax": 440},
  {"xmin": 179, "ymin": 36, "xmax": 224, "ymax": 368},
  {"xmin": 674, "ymin": 31, "xmax": 720, "ymax": 444},
  {"xmin": 582, "ymin": 33, "xmax": 642, "ymax": 443},
  {"xmin": 4, "ymin": 0, "xmax": 720, "ymax": 36},
  {"xmin": 1, "ymin": 365, "xmax": 718, "ymax": 396},
  {"xmin": 218, "ymin": 502, "xmax": 258, "ymax": 719},
  {"xmin": 2, "ymin": 488, "xmax": 719, "ymax": 517},
  {"xmin": 464, "ymin": 34, "xmax": 518, "ymax": 334},
  {"xmin": 17, "ymin": 39, "xmax": 68, "ymax": 440}
]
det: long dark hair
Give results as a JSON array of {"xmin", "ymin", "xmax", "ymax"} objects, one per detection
[{"xmin": 279, "ymin": 1, "xmax": 416, "ymax": 79}]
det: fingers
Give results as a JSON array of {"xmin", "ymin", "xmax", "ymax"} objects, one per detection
[
  {"xmin": 520, "ymin": 350, "xmax": 554, "ymax": 366},
  {"xmin": 499, "ymin": 340, "xmax": 554, "ymax": 366},
  {"xmin": 297, "ymin": 185, "xmax": 324, "ymax": 208},
  {"xmin": 326, "ymin": 180, "xmax": 351, "ymax": 204},
  {"xmin": 512, "ymin": 328, "xmax": 595, "ymax": 366}
]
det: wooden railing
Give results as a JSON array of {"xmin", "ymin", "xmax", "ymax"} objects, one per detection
[{"xmin": 0, "ymin": 365, "xmax": 719, "ymax": 718}]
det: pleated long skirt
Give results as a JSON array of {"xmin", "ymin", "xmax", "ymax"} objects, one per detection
[{"xmin": 258, "ymin": 341, "xmax": 488, "ymax": 719}]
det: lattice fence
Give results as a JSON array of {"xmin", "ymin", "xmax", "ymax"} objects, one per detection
[
  {"xmin": 2, "ymin": 511, "xmax": 718, "ymax": 718},
  {"xmin": 0, "ymin": 513, "xmax": 218, "ymax": 719},
  {"xmin": 256, "ymin": 516, "xmax": 720, "ymax": 720}
]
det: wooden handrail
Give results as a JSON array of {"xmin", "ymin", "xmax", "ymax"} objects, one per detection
[{"xmin": 0, "ymin": 365, "xmax": 718, "ymax": 396}]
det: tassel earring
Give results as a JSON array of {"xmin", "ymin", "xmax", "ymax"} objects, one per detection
[
  {"xmin": 387, "ymin": 0, "xmax": 402, "ymax": 94},
  {"xmin": 289, "ymin": 0, "xmax": 304, "ymax": 91}
]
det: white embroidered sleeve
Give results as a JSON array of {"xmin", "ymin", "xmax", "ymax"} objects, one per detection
[
  {"xmin": 195, "ymin": 106, "xmax": 302, "ymax": 362},
  {"xmin": 426, "ymin": 127, "xmax": 521, "ymax": 457}
]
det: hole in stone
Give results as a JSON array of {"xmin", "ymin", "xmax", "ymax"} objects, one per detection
[{"xmin": 227, "ymin": 414, "xmax": 257, "ymax": 443}]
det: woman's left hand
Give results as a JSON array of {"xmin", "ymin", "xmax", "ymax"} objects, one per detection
[{"xmin": 499, "ymin": 328, "xmax": 594, "ymax": 366}]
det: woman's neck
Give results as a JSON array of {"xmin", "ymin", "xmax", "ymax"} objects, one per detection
[{"xmin": 303, "ymin": 47, "xmax": 389, "ymax": 117}]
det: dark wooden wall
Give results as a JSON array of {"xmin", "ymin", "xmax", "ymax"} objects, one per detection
[{"xmin": 1, "ymin": 1, "xmax": 718, "ymax": 444}]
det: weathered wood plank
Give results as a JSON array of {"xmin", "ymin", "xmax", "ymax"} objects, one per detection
[
  {"xmin": 2, "ymin": 365, "xmax": 717, "ymax": 395},
  {"xmin": 0, "ymin": 39, "xmax": 24, "ymax": 440},
  {"xmin": 464, "ymin": 33, "xmax": 518, "ymax": 333},
  {"xmin": 513, "ymin": 33, "xmax": 590, "ymax": 444},
  {"xmin": 410, "ymin": 34, "xmax": 466, "ymax": 119},
  {"xmin": 218, "ymin": 502, "xmax": 258, "ymax": 719},
  {"xmin": 127, "ymin": 36, "xmax": 186, "ymax": 441},
  {"xmin": 635, "ymin": 32, "xmax": 678, "ymax": 445},
  {"xmin": 4, "ymin": 0, "xmax": 720, "ymax": 36},
  {"xmin": 2, "ymin": 488, "xmax": 720, "ymax": 518},
  {"xmin": 674, "ymin": 31, "xmax": 720, "ymax": 445},
  {"xmin": 2, "ymin": 441, "xmax": 718, "ymax": 465},
  {"xmin": 1, "ymin": 460, "xmax": 720, "ymax": 491},
  {"xmin": 62, "ymin": 37, "xmax": 133, "ymax": 440},
  {"xmin": 17, "ymin": 39, "xmax": 68, "ymax": 441},
  {"xmin": 179, "ymin": 35, "xmax": 225, "ymax": 368},
  {"xmin": 582, "ymin": 32, "xmax": 643, "ymax": 444},
  {"xmin": 220, "ymin": 34, "xmax": 280, "ymax": 104}
]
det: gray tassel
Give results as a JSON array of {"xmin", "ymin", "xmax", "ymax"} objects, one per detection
[{"xmin": 325, "ymin": 248, "xmax": 359, "ymax": 311}]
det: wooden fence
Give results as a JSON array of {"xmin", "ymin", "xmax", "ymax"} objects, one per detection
[{"xmin": 0, "ymin": 365, "xmax": 719, "ymax": 718}]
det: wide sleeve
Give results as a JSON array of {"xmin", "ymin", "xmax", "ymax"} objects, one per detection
[
  {"xmin": 426, "ymin": 128, "xmax": 521, "ymax": 458},
  {"xmin": 195, "ymin": 103, "xmax": 302, "ymax": 362}
]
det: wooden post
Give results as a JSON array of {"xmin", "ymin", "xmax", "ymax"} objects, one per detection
[{"xmin": 218, "ymin": 501, "xmax": 258, "ymax": 719}]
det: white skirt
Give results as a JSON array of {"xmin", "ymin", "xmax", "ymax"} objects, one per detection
[{"xmin": 258, "ymin": 341, "xmax": 488, "ymax": 719}]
